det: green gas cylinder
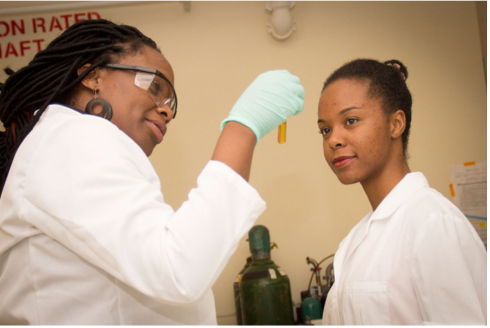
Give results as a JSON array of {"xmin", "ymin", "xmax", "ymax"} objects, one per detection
[
  {"xmin": 234, "ymin": 256, "xmax": 252, "ymax": 325},
  {"xmin": 301, "ymin": 297, "xmax": 322, "ymax": 323},
  {"xmin": 239, "ymin": 225, "xmax": 295, "ymax": 325}
]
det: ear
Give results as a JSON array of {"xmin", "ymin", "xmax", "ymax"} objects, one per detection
[
  {"xmin": 390, "ymin": 110, "xmax": 406, "ymax": 139},
  {"xmin": 77, "ymin": 64, "xmax": 99, "ymax": 91}
]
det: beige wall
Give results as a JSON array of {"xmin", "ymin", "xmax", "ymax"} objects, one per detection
[{"xmin": 0, "ymin": 1, "xmax": 486, "ymax": 325}]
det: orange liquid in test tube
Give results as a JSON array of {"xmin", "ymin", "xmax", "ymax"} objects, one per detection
[{"xmin": 278, "ymin": 121, "xmax": 286, "ymax": 144}]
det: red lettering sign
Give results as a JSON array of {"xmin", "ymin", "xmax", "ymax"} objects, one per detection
[
  {"xmin": 0, "ymin": 20, "xmax": 26, "ymax": 37},
  {"xmin": 11, "ymin": 20, "xmax": 25, "ymax": 36},
  {"xmin": 32, "ymin": 18, "xmax": 46, "ymax": 34},
  {"xmin": 0, "ymin": 21, "xmax": 9, "ymax": 37},
  {"xmin": 74, "ymin": 13, "xmax": 86, "ymax": 23},
  {"xmin": 19, "ymin": 41, "xmax": 31, "ymax": 56},
  {"xmin": 32, "ymin": 39, "xmax": 44, "ymax": 52},
  {"xmin": 59, "ymin": 14, "xmax": 73, "ymax": 29},
  {"xmin": 0, "ymin": 11, "xmax": 101, "ymax": 58},
  {"xmin": 5, "ymin": 43, "xmax": 19, "ymax": 57},
  {"xmin": 49, "ymin": 16, "xmax": 63, "ymax": 32},
  {"xmin": 0, "ymin": 39, "xmax": 45, "ymax": 58}
]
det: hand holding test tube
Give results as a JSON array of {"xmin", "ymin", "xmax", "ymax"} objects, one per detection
[{"xmin": 221, "ymin": 70, "xmax": 304, "ymax": 144}]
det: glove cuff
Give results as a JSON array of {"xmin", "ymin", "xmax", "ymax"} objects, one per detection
[{"xmin": 220, "ymin": 117, "xmax": 262, "ymax": 145}]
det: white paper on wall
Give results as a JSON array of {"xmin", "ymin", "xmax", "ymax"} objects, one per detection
[{"xmin": 450, "ymin": 162, "xmax": 487, "ymax": 248}]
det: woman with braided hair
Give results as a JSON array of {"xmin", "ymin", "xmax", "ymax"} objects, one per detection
[
  {"xmin": 0, "ymin": 19, "xmax": 304, "ymax": 324},
  {"xmin": 317, "ymin": 59, "xmax": 486, "ymax": 325}
]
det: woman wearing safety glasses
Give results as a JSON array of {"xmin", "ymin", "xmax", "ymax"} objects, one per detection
[{"xmin": 0, "ymin": 20, "xmax": 304, "ymax": 324}]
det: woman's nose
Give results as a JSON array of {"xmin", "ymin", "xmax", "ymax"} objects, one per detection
[
  {"xmin": 329, "ymin": 129, "xmax": 345, "ymax": 149},
  {"xmin": 157, "ymin": 105, "xmax": 174, "ymax": 123}
]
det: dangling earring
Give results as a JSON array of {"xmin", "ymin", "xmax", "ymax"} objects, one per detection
[{"xmin": 85, "ymin": 88, "xmax": 113, "ymax": 121}]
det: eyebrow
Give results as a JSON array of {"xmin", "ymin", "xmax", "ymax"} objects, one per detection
[
  {"xmin": 339, "ymin": 106, "xmax": 362, "ymax": 115},
  {"xmin": 318, "ymin": 106, "xmax": 362, "ymax": 124}
]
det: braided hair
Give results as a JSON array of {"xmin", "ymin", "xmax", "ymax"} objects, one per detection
[
  {"xmin": 322, "ymin": 59, "xmax": 412, "ymax": 158},
  {"xmin": 0, "ymin": 19, "xmax": 159, "ymax": 196}
]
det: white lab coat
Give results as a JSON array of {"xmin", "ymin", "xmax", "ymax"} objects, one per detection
[
  {"xmin": 0, "ymin": 104, "xmax": 266, "ymax": 324},
  {"xmin": 323, "ymin": 172, "xmax": 486, "ymax": 325}
]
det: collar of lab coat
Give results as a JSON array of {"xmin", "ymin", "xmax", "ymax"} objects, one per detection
[
  {"xmin": 35, "ymin": 104, "xmax": 86, "ymax": 124},
  {"xmin": 368, "ymin": 172, "xmax": 429, "ymax": 222},
  {"xmin": 44, "ymin": 103, "xmax": 88, "ymax": 116}
]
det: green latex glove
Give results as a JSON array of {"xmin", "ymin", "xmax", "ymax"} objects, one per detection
[{"xmin": 221, "ymin": 70, "xmax": 304, "ymax": 143}]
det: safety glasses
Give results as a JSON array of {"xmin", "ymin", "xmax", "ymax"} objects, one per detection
[{"xmin": 105, "ymin": 63, "xmax": 178, "ymax": 118}]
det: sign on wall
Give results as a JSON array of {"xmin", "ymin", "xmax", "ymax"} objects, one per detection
[
  {"xmin": 0, "ymin": 10, "xmax": 103, "ymax": 130},
  {"xmin": 0, "ymin": 11, "xmax": 101, "ymax": 59}
]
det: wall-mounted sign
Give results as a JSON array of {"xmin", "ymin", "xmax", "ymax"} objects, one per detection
[{"xmin": 0, "ymin": 11, "xmax": 101, "ymax": 59}]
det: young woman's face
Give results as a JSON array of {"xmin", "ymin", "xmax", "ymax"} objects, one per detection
[
  {"xmin": 97, "ymin": 45, "xmax": 175, "ymax": 156},
  {"xmin": 317, "ymin": 78, "xmax": 394, "ymax": 185}
]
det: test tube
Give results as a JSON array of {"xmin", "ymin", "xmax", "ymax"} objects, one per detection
[{"xmin": 278, "ymin": 121, "xmax": 286, "ymax": 144}]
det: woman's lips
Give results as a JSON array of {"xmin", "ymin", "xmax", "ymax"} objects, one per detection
[
  {"xmin": 332, "ymin": 156, "xmax": 355, "ymax": 168},
  {"xmin": 147, "ymin": 120, "xmax": 166, "ymax": 143}
]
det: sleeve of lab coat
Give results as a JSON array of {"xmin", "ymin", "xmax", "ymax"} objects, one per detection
[
  {"xmin": 411, "ymin": 213, "xmax": 487, "ymax": 325},
  {"xmin": 21, "ymin": 115, "xmax": 266, "ymax": 304}
]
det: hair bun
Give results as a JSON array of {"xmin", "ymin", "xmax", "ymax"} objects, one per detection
[{"xmin": 384, "ymin": 59, "xmax": 408, "ymax": 81}]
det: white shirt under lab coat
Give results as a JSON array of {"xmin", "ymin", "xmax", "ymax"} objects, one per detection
[
  {"xmin": 323, "ymin": 172, "xmax": 486, "ymax": 325},
  {"xmin": 0, "ymin": 104, "xmax": 266, "ymax": 325}
]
